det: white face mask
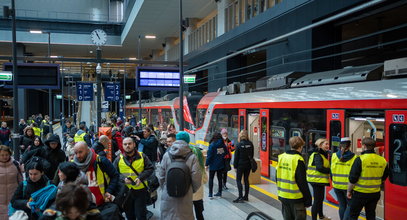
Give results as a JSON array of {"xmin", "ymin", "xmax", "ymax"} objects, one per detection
[{"xmin": 222, "ymin": 136, "xmax": 227, "ymax": 140}]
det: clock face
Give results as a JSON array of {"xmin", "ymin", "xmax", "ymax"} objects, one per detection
[{"xmin": 91, "ymin": 29, "xmax": 107, "ymax": 46}]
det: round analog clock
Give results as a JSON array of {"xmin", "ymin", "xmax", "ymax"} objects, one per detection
[{"xmin": 91, "ymin": 29, "xmax": 107, "ymax": 46}]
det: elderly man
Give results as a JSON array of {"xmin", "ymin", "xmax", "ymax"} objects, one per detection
[
  {"xmin": 73, "ymin": 141, "xmax": 120, "ymax": 207},
  {"xmin": 92, "ymin": 135, "xmax": 111, "ymax": 157}
]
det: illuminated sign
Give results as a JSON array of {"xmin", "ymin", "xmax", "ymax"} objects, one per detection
[{"xmin": 136, "ymin": 67, "xmax": 180, "ymax": 91}]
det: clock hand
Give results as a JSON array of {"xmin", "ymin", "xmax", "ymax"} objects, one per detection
[{"xmin": 96, "ymin": 32, "xmax": 100, "ymax": 40}]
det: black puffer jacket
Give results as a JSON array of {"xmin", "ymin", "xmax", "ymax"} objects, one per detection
[
  {"xmin": 11, "ymin": 175, "xmax": 53, "ymax": 220},
  {"xmin": 22, "ymin": 134, "xmax": 66, "ymax": 180},
  {"xmin": 92, "ymin": 141, "xmax": 107, "ymax": 157},
  {"xmin": 233, "ymin": 139, "xmax": 254, "ymax": 169},
  {"xmin": 19, "ymin": 133, "xmax": 36, "ymax": 153}
]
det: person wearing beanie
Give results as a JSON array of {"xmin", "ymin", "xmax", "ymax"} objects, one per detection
[
  {"xmin": 176, "ymin": 131, "xmax": 207, "ymax": 220},
  {"xmin": 331, "ymin": 137, "xmax": 357, "ymax": 220},
  {"xmin": 220, "ymin": 128, "xmax": 234, "ymax": 190}
]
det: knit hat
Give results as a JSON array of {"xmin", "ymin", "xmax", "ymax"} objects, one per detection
[
  {"xmin": 176, "ymin": 131, "xmax": 190, "ymax": 143},
  {"xmin": 221, "ymin": 128, "xmax": 228, "ymax": 135}
]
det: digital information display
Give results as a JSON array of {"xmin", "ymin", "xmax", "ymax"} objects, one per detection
[
  {"xmin": 136, "ymin": 67, "xmax": 180, "ymax": 91},
  {"xmin": 3, "ymin": 63, "xmax": 60, "ymax": 89}
]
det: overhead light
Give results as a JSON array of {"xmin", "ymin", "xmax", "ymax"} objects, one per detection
[
  {"xmin": 375, "ymin": 118, "xmax": 385, "ymax": 122},
  {"xmin": 50, "ymin": 55, "xmax": 59, "ymax": 58},
  {"xmin": 145, "ymin": 35, "xmax": 156, "ymax": 39},
  {"xmin": 353, "ymin": 117, "xmax": 367, "ymax": 121},
  {"xmin": 89, "ymin": 51, "xmax": 93, "ymax": 54},
  {"xmin": 386, "ymin": 94, "xmax": 398, "ymax": 98},
  {"xmin": 119, "ymin": 69, "xmax": 124, "ymax": 72},
  {"xmin": 129, "ymin": 57, "xmax": 138, "ymax": 60},
  {"xmin": 30, "ymin": 30, "xmax": 43, "ymax": 34}
]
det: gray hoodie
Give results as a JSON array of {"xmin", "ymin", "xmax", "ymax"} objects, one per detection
[{"xmin": 158, "ymin": 140, "xmax": 202, "ymax": 220}]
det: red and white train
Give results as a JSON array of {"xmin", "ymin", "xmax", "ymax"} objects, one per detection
[{"xmin": 126, "ymin": 61, "xmax": 407, "ymax": 219}]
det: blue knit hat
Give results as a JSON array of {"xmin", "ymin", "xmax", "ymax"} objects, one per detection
[{"xmin": 176, "ymin": 131, "xmax": 190, "ymax": 143}]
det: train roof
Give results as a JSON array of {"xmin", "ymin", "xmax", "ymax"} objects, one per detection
[
  {"xmin": 126, "ymin": 100, "xmax": 173, "ymax": 108},
  {"xmin": 206, "ymin": 78, "xmax": 407, "ymax": 105}
]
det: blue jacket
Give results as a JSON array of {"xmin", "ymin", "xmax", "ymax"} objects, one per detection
[{"xmin": 205, "ymin": 139, "xmax": 227, "ymax": 171}]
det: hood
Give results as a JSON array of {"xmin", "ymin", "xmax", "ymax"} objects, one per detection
[
  {"xmin": 44, "ymin": 134, "xmax": 62, "ymax": 150},
  {"xmin": 168, "ymin": 140, "xmax": 192, "ymax": 157}
]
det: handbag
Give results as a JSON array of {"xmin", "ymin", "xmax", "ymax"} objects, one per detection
[
  {"xmin": 114, "ymin": 181, "xmax": 131, "ymax": 211},
  {"xmin": 249, "ymin": 155, "xmax": 257, "ymax": 173}
]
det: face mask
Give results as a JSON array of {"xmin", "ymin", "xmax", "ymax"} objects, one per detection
[{"xmin": 222, "ymin": 136, "xmax": 227, "ymax": 140}]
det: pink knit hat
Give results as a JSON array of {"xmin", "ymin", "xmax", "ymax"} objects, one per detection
[{"xmin": 221, "ymin": 128, "xmax": 228, "ymax": 134}]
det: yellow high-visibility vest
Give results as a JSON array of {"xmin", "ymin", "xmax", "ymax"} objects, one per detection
[
  {"xmin": 307, "ymin": 152, "xmax": 330, "ymax": 184},
  {"xmin": 32, "ymin": 127, "xmax": 41, "ymax": 137},
  {"xmin": 118, "ymin": 152, "xmax": 148, "ymax": 190},
  {"xmin": 331, "ymin": 153, "xmax": 357, "ymax": 190},
  {"xmin": 74, "ymin": 132, "xmax": 86, "ymax": 143},
  {"xmin": 277, "ymin": 153, "xmax": 304, "ymax": 199},
  {"xmin": 354, "ymin": 153, "xmax": 387, "ymax": 193}
]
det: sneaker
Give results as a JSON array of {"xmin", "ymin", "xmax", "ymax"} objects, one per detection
[
  {"xmin": 233, "ymin": 197, "xmax": 244, "ymax": 203},
  {"xmin": 223, "ymin": 185, "xmax": 229, "ymax": 190},
  {"xmin": 319, "ymin": 216, "xmax": 331, "ymax": 220},
  {"xmin": 214, "ymin": 192, "xmax": 222, "ymax": 197},
  {"xmin": 208, "ymin": 194, "xmax": 213, "ymax": 199},
  {"xmin": 242, "ymin": 196, "xmax": 249, "ymax": 201}
]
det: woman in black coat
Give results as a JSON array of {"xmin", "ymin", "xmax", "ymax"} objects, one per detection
[
  {"xmin": 10, "ymin": 161, "xmax": 53, "ymax": 220},
  {"xmin": 19, "ymin": 126, "xmax": 37, "ymax": 156},
  {"xmin": 232, "ymin": 130, "xmax": 254, "ymax": 203}
]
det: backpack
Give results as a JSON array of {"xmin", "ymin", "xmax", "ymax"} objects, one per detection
[{"xmin": 166, "ymin": 152, "xmax": 193, "ymax": 197}]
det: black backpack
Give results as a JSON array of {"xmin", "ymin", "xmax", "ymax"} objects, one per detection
[{"xmin": 166, "ymin": 152, "xmax": 193, "ymax": 197}]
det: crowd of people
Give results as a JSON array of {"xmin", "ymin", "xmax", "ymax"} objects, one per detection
[{"xmin": 0, "ymin": 114, "xmax": 257, "ymax": 220}]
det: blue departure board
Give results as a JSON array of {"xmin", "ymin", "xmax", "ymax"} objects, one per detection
[{"xmin": 136, "ymin": 67, "xmax": 180, "ymax": 91}]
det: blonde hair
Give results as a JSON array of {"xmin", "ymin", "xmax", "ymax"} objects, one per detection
[
  {"xmin": 238, "ymin": 130, "xmax": 249, "ymax": 142},
  {"xmin": 289, "ymin": 136, "xmax": 305, "ymax": 150},
  {"xmin": 315, "ymin": 138, "xmax": 327, "ymax": 149}
]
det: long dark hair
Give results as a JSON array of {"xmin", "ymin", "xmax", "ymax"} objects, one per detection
[
  {"xmin": 339, "ymin": 141, "xmax": 351, "ymax": 162},
  {"xmin": 210, "ymin": 132, "xmax": 222, "ymax": 143}
]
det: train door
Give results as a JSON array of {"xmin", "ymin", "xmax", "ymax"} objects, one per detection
[
  {"xmin": 326, "ymin": 110, "xmax": 345, "ymax": 152},
  {"xmin": 248, "ymin": 113, "xmax": 260, "ymax": 160},
  {"xmin": 385, "ymin": 110, "xmax": 407, "ymax": 219},
  {"xmin": 238, "ymin": 109, "xmax": 247, "ymax": 133},
  {"xmin": 260, "ymin": 109, "xmax": 270, "ymax": 177}
]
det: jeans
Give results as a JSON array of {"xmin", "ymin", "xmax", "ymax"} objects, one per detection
[
  {"xmin": 348, "ymin": 192, "xmax": 381, "ymax": 220},
  {"xmin": 311, "ymin": 184, "xmax": 325, "ymax": 220},
  {"xmin": 281, "ymin": 202, "xmax": 307, "ymax": 220},
  {"xmin": 125, "ymin": 188, "xmax": 148, "ymax": 220},
  {"xmin": 334, "ymin": 188, "xmax": 350, "ymax": 220},
  {"xmin": 236, "ymin": 168, "xmax": 250, "ymax": 198},
  {"xmin": 208, "ymin": 170, "xmax": 223, "ymax": 195},
  {"xmin": 193, "ymin": 199, "xmax": 204, "ymax": 220}
]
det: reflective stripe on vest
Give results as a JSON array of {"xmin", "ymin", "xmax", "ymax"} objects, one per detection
[
  {"xmin": 32, "ymin": 127, "xmax": 41, "ymax": 137},
  {"xmin": 74, "ymin": 132, "xmax": 86, "ymax": 143},
  {"xmin": 307, "ymin": 152, "xmax": 330, "ymax": 184},
  {"xmin": 354, "ymin": 153, "xmax": 387, "ymax": 193},
  {"xmin": 118, "ymin": 152, "xmax": 148, "ymax": 190},
  {"xmin": 276, "ymin": 153, "xmax": 304, "ymax": 200},
  {"xmin": 96, "ymin": 156, "xmax": 110, "ymax": 195},
  {"xmin": 331, "ymin": 153, "xmax": 357, "ymax": 190}
]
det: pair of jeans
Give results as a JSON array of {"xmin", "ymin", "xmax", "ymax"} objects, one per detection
[
  {"xmin": 334, "ymin": 188, "xmax": 350, "ymax": 220},
  {"xmin": 193, "ymin": 199, "xmax": 204, "ymax": 220},
  {"xmin": 311, "ymin": 184, "xmax": 326, "ymax": 220},
  {"xmin": 236, "ymin": 167, "xmax": 250, "ymax": 198},
  {"xmin": 124, "ymin": 188, "xmax": 148, "ymax": 220},
  {"xmin": 208, "ymin": 170, "xmax": 223, "ymax": 195},
  {"xmin": 348, "ymin": 192, "xmax": 381, "ymax": 220},
  {"xmin": 281, "ymin": 202, "xmax": 307, "ymax": 220}
]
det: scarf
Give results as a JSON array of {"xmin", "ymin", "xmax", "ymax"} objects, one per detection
[{"xmin": 74, "ymin": 150, "xmax": 94, "ymax": 172}]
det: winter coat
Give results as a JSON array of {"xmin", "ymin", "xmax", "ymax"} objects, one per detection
[
  {"xmin": 19, "ymin": 132, "xmax": 36, "ymax": 153},
  {"xmin": 22, "ymin": 134, "xmax": 66, "ymax": 181},
  {"xmin": 0, "ymin": 159, "xmax": 22, "ymax": 220},
  {"xmin": 10, "ymin": 175, "xmax": 52, "ymax": 220},
  {"xmin": 205, "ymin": 139, "xmax": 227, "ymax": 171},
  {"xmin": 92, "ymin": 141, "xmax": 106, "ymax": 157},
  {"xmin": 140, "ymin": 134, "xmax": 159, "ymax": 162},
  {"xmin": 158, "ymin": 140, "xmax": 202, "ymax": 220},
  {"xmin": 233, "ymin": 139, "xmax": 254, "ymax": 170}
]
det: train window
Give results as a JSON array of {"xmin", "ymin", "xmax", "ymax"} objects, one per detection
[
  {"xmin": 270, "ymin": 109, "xmax": 326, "ymax": 161},
  {"xmin": 240, "ymin": 116, "xmax": 245, "ymax": 131},
  {"xmin": 196, "ymin": 108, "xmax": 207, "ymax": 128},
  {"xmin": 150, "ymin": 109, "xmax": 159, "ymax": 125},
  {"xmin": 230, "ymin": 115, "xmax": 239, "ymax": 144},
  {"xmin": 330, "ymin": 121, "xmax": 341, "ymax": 152},
  {"xmin": 261, "ymin": 117, "xmax": 268, "ymax": 151},
  {"xmin": 205, "ymin": 109, "xmax": 238, "ymax": 143},
  {"xmin": 389, "ymin": 124, "xmax": 407, "ymax": 186}
]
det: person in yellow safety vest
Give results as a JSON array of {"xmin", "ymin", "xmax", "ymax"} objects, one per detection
[
  {"xmin": 40, "ymin": 115, "xmax": 51, "ymax": 138},
  {"xmin": 331, "ymin": 137, "xmax": 357, "ymax": 220},
  {"xmin": 307, "ymin": 138, "xmax": 331, "ymax": 220},
  {"xmin": 113, "ymin": 137, "xmax": 154, "ymax": 219},
  {"xmin": 277, "ymin": 136, "xmax": 312, "ymax": 220},
  {"xmin": 72, "ymin": 141, "xmax": 120, "ymax": 207},
  {"xmin": 31, "ymin": 122, "xmax": 41, "ymax": 137},
  {"xmin": 74, "ymin": 123, "xmax": 91, "ymax": 147},
  {"xmin": 141, "ymin": 116, "xmax": 147, "ymax": 128},
  {"xmin": 347, "ymin": 137, "xmax": 388, "ymax": 220}
]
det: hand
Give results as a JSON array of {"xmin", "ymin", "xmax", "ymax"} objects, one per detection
[
  {"xmin": 124, "ymin": 178, "xmax": 133, "ymax": 185},
  {"xmin": 135, "ymin": 136, "xmax": 141, "ymax": 141},
  {"xmin": 134, "ymin": 178, "xmax": 141, "ymax": 186},
  {"xmin": 104, "ymin": 192, "xmax": 113, "ymax": 202},
  {"xmin": 347, "ymin": 191, "xmax": 352, "ymax": 199},
  {"xmin": 20, "ymin": 145, "xmax": 25, "ymax": 149},
  {"xmin": 205, "ymin": 166, "xmax": 208, "ymax": 171},
  {"xmin": 26, "ymin": 202, "xmax": 31, "ymax": 209}
]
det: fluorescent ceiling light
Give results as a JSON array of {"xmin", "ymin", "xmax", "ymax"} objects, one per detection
[
  {"xmin": 50, "ymin": 56, "xmax": 59, "ymax": 58},
  {"xmin": 145, "ymin": 35, "xmax": 156, "ymax": 39},
  {"xmin": 129, "ymin": 57, "xmax": 138, "ymax": 60},
  {"xmin": 30, "ymin": 30, "xmax": 43, "ymax": 34}
]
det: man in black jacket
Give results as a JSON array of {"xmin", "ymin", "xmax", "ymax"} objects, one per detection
[
  {"xmin": 276, "ymin": 136, "xmax": 312, "ymax": 220},
  {"xmin": 22, "ymin": 134, "xmax": 66, "ymax": 182},
  {"xmin": 134, "ymin": 127, "xmax": 158, "ymax": 163},
  {"xmin": 92, "ymin": 135, "xmax": 110, "ymax": 157}
]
